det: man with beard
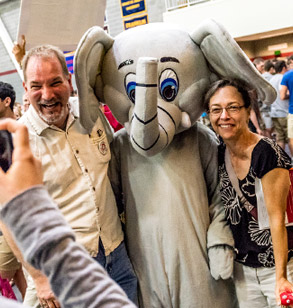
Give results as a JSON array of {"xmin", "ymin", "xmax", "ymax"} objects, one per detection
[{"xmin": 0, "ymin": 45, "xmax": 137, "ymax": 308}]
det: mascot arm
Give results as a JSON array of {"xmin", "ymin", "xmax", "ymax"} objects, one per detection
[
  {"xmin": 198, "ymin": 124, "xmax": 234, "ymax": 248},
  {"xmin": 108, "ymin": 137, "xmax": 124, "ymax": 223},
  {"xmin": 198, "ymin": 124, "xmax": 234, "ymax": 279}
]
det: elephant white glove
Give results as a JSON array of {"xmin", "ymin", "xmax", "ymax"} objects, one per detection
[{"xmin": 208, "ymin": 245, "xmax": 234, "ymax": 280}]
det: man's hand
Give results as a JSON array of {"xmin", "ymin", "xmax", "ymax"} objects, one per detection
[
  {"xmin": 12, "ymin": 35, "xmax": 26, "ymax": 65},
  {"xmin": 0, "ymin": 118, "xmax": 43, "ymax": 204},
  {"xmin": 34, "ymin": 274, "xmax": 60, "ymax": 308}
]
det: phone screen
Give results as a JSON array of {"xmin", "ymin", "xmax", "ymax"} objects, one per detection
[{"xmin": 0, "ymin": 130, "xmax": 13, "ymax": 172}]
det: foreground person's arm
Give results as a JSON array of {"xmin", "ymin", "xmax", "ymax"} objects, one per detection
[{"xmin": 0, "ymin": 119, "xmax": 136, "ymax": 308}]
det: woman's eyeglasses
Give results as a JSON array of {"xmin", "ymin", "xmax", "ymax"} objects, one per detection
[{"xmin": 208, "ymin": 105, "xmax": 245, "ymax": 116}]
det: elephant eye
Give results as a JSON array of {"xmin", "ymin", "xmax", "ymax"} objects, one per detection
[
  {"xmin": 124, "ymin": 73, "xmax": 136, "ymax": 104},
  {"xmin": 159, "ymin": 69, "xmax": 179, "ymax": 102}
]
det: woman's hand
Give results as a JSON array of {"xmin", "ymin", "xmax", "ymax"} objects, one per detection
[{"xmin": 276, "ymin": 277, "xmax": 293, "ymax": 306}]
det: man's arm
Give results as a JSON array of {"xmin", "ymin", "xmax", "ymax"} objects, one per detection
[
  {"xmin": 280, "ymin": 85, "xmax": 289, "ymax": 100},
  {"xmin": 250, "ymin": 109, "xmax": 264, "ymax": 135},
  {"xmin": 0, "ymin": 221, "xmax": 59, "ymax": 307}
]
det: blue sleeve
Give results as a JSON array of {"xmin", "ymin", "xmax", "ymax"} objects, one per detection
[
  {"xmin": 0, "ymin": 186, "xmax": 136, "ymax": 308},
  {"xmin": 281, "ymin": 71, "xmax": 290, "ymax": 87}
]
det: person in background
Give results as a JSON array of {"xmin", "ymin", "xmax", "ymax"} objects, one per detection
[
  {"xmin": 262, "ymin": 60, "xmax": 275, "ymax": 81},
  {"xmin": 287, "ymin": 55, "xmax": 293, "ymax": 71},
  {"xmin": 22, "ymin": 93, "xmax": 30, "ymax": 113},
  {"xmin": 102, "ymin": 104, "xmax": 123, "ymax": 132},
  {"xmin": 253, "ymin": 58, "xmax": 273, "ymax": 137},
  {"xmin": 253, "ymin": 58, "xmax": 265, "ymax": 74},
  {"xmin": 270, "ymin": 60, "xmax": 291, "ymax": 153},
  {"xmin": 205, "ymin": 78, "xmax": 293, "ymax": 307},
  {"xmin": 0, "ymin": 81, "xmax": 27, "ymax": 300},
  {"xmin": 13, "ymin": 103, "xmax": 23, "ymax": 120},
  {"xmin": 0, "ymin": 44, "xmax": 137, "ymax": 308},
  {"xmin": 248, "ymin": 89, "xmax": 265, "ymax": 135},
  {"xmin": 0, "ymin": 82, "xmax": 16, "ymax": 119},
  {"xmin": 281, "ymin": 58, "xmax": 293, "ymax": 161},
  {"xmin": 0, "ymin": 118, "xmax": 136, "ymax": 308}
]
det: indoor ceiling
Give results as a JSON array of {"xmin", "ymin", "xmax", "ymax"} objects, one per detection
[{"xmin": 236, "ymin": 27, "xmax": 293, "ymax": 42}]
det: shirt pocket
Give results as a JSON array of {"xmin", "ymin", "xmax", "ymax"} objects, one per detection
[{"xmin": 89, "ymin": 121, "xmax": 111, "ymax": 163}]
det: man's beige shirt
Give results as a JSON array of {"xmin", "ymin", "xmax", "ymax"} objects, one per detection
[{"xmin": 20, "ymin": 104, "xmax": 123, "ymax": 256}]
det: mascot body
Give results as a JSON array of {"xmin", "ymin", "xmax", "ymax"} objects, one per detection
[{"xmin": 74, "ymin": 20, "xmax": 276, "ymax": 307}]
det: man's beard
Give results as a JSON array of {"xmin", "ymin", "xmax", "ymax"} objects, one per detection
[{"xmin": 37, "ymin": 101, "xmax": 68, "ymax": 126}]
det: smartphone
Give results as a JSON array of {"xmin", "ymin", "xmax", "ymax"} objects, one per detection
[{"xmin": 0, "ymin": 130, "xmax": 13, "ymax": 172}]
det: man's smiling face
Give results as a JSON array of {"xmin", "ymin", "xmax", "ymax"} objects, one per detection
[{"xmin": 24, "ymin": 55, "xmax": 72, "ymax": 128}]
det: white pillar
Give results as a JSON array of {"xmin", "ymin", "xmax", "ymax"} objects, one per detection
[{"xmin": 0, "ymin": 16, "xmax": 23, "ymax": 81}]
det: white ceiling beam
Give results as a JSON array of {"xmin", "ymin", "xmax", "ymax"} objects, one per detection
[{"xmin": 0, "ymin": 16, "xmax": 23, "ymax": 81}]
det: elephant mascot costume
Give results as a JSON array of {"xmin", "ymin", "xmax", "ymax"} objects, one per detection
[{"xmin": 74, "ymin": 19, "xmax": 276, "ymax": 308}]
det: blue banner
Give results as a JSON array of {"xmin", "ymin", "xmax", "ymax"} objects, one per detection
[{"xmin": 121, "ymin": 0, "xmax": 146, "ymax": 18}]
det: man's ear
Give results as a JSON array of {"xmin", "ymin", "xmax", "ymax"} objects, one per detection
[
  {"xmin": 23, "ymin": 81, "xmax": 28, "ymax": 92},
  {"xmin": 68, "ymin": 73, "xmax": 73, "ymax": 94},
  {"xmin": 4, "ymin": 97, "xmax": 11, "ymax": 108}
]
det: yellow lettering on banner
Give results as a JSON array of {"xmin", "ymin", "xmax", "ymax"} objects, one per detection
[
  {"xmin": 125, "ymin": 18, "xmax": 147, "ymax": 29},
  {"xmin": 122, "ymin": 0, "xmax": 143, "ymax": 6},
  {"xmin": 126, "ymin": 4, "xmax": 139, "ymax": 10},
  {"xmin": 122, "ymin": 0, "xmax": 134, "ymax": 6}
]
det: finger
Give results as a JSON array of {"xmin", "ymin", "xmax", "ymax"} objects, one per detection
[
  {"xmin": 39, "ymin": 299, "xmax": 47, "ymax": 308},
  {"xmin": 53, "ymin": 298, "xmax": 61, "ymax": 308},
  {"xmin": 21, "ymin": 35, "xmax": 26, "ymax": 49},
  {"xmin": 47, "ymin": 300, "xmax": 54, "ymax": 308},
  {"xmin": 12, "ymin": 45, "xmax": 20, "ymax": 54},
  {"xmin": 0, "ymin": 118, "xmax": 27, "ymax": 137},
  {"xmin": 47, "ymin": 299, "xmax": 58, "ymax": 308}
]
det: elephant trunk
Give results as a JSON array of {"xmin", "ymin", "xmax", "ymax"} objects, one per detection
[{"xmin": 130, "ymin": 57, "xmax": 181, "ymax": 157}]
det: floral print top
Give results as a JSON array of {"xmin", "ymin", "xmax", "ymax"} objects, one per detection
[{"xmin": 218, "ymin": 137, "xmax": 293, "ymax": 268}]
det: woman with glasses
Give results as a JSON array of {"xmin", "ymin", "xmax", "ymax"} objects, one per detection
[{"xmin": 204, "ymin": 78, "xmax": 293, "ymax": 307}]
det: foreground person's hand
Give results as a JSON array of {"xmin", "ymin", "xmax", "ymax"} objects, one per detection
[{"xmin": 0, "ymin": 118, "xmax": 43, "ymax": 204}]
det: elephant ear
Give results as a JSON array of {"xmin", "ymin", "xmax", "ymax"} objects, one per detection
[
  {"xmin": 74, "ymin": 26, "xmax": 114, "ymax": 133},
  {"xmin": 190, "ymin": 19, "xmax": 276, "ymax": 104}
]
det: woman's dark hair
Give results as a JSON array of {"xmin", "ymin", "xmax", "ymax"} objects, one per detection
[{"xmin": 204, "ymin": 78, "xmax": 254, "ymax": 111}]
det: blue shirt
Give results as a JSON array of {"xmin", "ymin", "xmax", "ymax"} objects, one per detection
[{"xmin": 281, "ymin": 70, "xmax": 293, "ymax": 114}]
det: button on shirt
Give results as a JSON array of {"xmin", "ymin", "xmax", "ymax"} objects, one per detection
[{"xmin": 20, "ymin": 105, "xmax": 123, "ymax": 256}]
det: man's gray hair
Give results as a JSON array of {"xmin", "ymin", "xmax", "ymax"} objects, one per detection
[{"xmin": 22, "ymin": 45, "xmax": 69, "ymax": 82}]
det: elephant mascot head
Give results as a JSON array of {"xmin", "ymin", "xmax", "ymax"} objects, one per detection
[{"xmin": 74, "ymin": 19, "xmax": 276, "ymax": 157}]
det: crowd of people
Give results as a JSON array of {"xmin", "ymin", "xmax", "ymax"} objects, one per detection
[
  {"xmin": 1, "ymin": 41, "xmax": 293, "ymax": 308},
  {"xmin": 251, "ymin": 56, "xmax": 293, "ymax": 159}
]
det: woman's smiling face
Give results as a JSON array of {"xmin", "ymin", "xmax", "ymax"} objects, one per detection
[{"xmin": 209, "ymin": 85, "xmax": 251, "ymax": 142}]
